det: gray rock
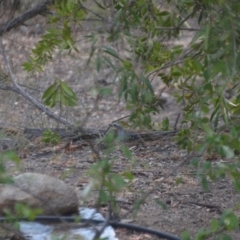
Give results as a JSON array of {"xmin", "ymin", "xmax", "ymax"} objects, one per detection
[{"xmin": 0, "ymin": 172, "xmax": 78, "ymax": 215}]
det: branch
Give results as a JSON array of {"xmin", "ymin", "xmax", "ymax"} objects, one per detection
[
  {"xmin": 0, "ymin": 0, "xmax": 53, "ymax": 36},
  {"xmin": 0, "ymin": 38, "xmax": 73, "ymax": 126},
  {"xmin": 147, "ymin": 47, "xmax": 194, "ymax": 79},
  {"xmin": 93, "ymin": 210, "xmax": 110, "ymax": 240},
  {"xmin": 175, "ymin": 6, "xmax": 200, "ymax": 30},
  {"xmin": 0, "ymin": 84, "xmax": 17, "ymax": 91},
  {"xmin": 0, "ymin": 224, "xmax": 25, "ymax": 240},
  {"xmin": 155, "ymin": 27, "xmax": 200, "ymax": 31}
]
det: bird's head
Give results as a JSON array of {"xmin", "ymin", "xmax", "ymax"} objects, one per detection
[
  {"xmin": 109, "ymin": 123, "xmax": 128, "ymax": 141},
  {"xmin": 109, "ymin": 123, "xmax": 124, "ymax": 131}
]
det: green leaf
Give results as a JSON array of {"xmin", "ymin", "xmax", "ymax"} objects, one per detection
[
  {"xmin": 122, "ymin": 60, "xmax": 133, "ymax": 70},
  {"xmin": 122, "ymin": 171, "xmax": 134, "ymax": 181},
  {"xmin": 201, "ymin": 177, "xmax": 209, "ymax": 191},
  {"xmin": 99, "ymin": 189, "xmax": 108, "ymax": 203},
  {"xmin": 42, "ymin": 130, "xmax": 61, "ymax": 145},
  {"xmin": 202, "ymin": 125, "xmax": 214, "ymax": 137},
  {"xmin": 139, "ymin": 74, "xmax": 154, "ymax": 93},
  {"xmin": 110, "ymin": 173, "xmax": 127, "ymax": 189},
  {"xmin": 103, "ymin": 56, "xmax": 116, "ymax": 69},
  {"xmin": 2, "ymin": 151, "xmax": 19, "ymax": 163},
  {"xmin": 130, "ymin": 83, "xmax": 138, "ymax": 102},
  {"xmin": 221, "ymin": 234, "xmax": 233, "ymax": 240},
  {"xmin": 220, "ymin": 145, "xmax": 235, "ymax": 159},
  {"xmin": 96, "ymin": 53, "xmax": 102, "ymax": 72},
  {"xmin": 181, "ymin": 230, "xmax": 192, "ymax": 240},
  {"xmin": 121, "ymin": 145, "xmax": 132, "ymax": 159},
  {"xmin": 99, "ymin": 87, "xmax": 112, "ymax": 96},
  {"xmin": 155, "ymin": 199, "xmax": 168, "ymax": 210},
  {"xmin": 221, "ymin": 210, "xmax": 239, "ymax": 230},
  {"xmin": 210, "ymin": 105, "xmax": 220, "ymax": 122},
  {"xmin": 113, "ymin": 9, "xmax": 122, "ymax": 24},
  {"xmin": 60, "ymin": 81, "xmax": 73, "ymax": 96},
  {"xmin": 86, "ymin": 38, "xmax": 97, "ymax": 66},
  {"xmin": 204, "ymin": 24, "xmax": 211, "ymax": 51},
  {"xmin": 233, "ymin": 179, "xmax": 240, "ymax": 193},
  {"xmin": 42, "ymin": 83, "xmax": 58, "ymax": 101},
  {"xmin": 103, "ymin": 46, "xmax": 120, "ymax": 59},
  {"xmin": 175, "ymin": 177, "xmax": 182, "ymax": 186},
  {"xmin": 211, "ymin": 219, "xmax": 219, "ymax": 231}
]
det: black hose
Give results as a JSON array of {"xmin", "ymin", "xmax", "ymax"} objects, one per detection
[{"xmin": 0, "ymin": 216, "xmax": 181, "ymax": 240}]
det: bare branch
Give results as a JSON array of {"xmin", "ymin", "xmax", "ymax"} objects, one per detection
[
  {"xmin": 0, "ymin": 0, "xmax": 53, "ymax": 36},
  {"xmin": 175, "ymin": 6, "xmax": 200, "ymax": 30}
]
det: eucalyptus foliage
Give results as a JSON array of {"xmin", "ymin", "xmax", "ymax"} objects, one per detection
[{"xmin": 22, "ymin": 0, "xmax": 240, "ymax": 238}]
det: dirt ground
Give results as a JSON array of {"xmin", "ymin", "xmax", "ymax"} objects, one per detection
[{"xmin": 1, "ymin": 12, "xmax": 240, "ymax": 240}]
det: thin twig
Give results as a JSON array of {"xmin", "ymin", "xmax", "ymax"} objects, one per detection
[
  {"xmin": 186, "ymin": 201, "xmax": 223, "ymax": 214},
  {"xmin": 174, "ymin": 113, "xmax": 181, "ymax": 130},
  {"xmin": 80, "ymin": 0, "xmax": 108, "ymax": 22},
  {"xmin": 147, "ymin": 45, "xmax": 195, "ymax": 79},
  {"xmin": 93, "ymin": 209, "xmax": 110, "ymax": 240},
  {"xmin": 112, "ymin": 115, "xmax": 131, "ymax": 123},
  {"xmin": 175, "ymin": 7, "xmax": 200, "ymax": 30}
]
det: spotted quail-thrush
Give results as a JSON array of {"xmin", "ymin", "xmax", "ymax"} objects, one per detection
[{"xmin": 109, "ymin": 123, "xmax": 176, "ymax": 142}]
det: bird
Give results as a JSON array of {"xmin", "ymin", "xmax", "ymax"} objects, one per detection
[{"xmin": 109, "ymin": 123, "xmax": 177, "ymax": 142}]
